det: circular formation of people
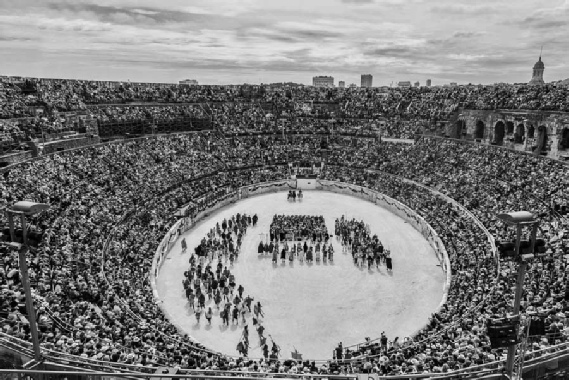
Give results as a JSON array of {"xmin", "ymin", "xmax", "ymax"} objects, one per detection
[{"xmin": 0, "ymin": 78, "xmax": 569, "ymax": 377}]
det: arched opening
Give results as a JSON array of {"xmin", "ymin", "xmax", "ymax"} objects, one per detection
[
  {"xmin": 454, "ymin": 120, "xmax": 466, "ymax": 139},
  {"xmin": 475, "ymin": 120, "xmax": 485, "ymax": 139},
  {"xmin": 514, "ymin": 124, "xmax": 525, "ymax": 144},
  {"xmin": 506, "ymin": 121, "xmax": 514, "ymax": 134},
  {"xmin": 494, "ymin": 121, "xmax": 505, "ymax": 145},
  {"xmin": 560, "ymin": 127, "xmax": 569, "ymax": 150},
  {"xmin": 535, "ymin": 126, "xmax": 547, "ymax": 154},
  {"xmin": 528, "ymin": 125, "xmax": 535, "ymax": 139}
]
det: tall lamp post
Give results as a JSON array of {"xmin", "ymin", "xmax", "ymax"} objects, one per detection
[
  {"xmin": 5, "ymin": 201, "xmax": 50, "ymax": 361},
  {"xmin": 496, "ymin": 211, "xmax": 539, "ymax": 380}
]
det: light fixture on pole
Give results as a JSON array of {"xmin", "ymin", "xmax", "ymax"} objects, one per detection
[
  {"xmin": 5, "ymin": 201, "xmax": 50, "ymax": 362},
  {"xmin": 496, "ymin": 211, "xmax": 539, "ymax": 380}
]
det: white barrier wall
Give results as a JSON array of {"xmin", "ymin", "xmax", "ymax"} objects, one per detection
[{"xmin": 296, "ymin": 177, "xmax": 317, "ymax": 189}]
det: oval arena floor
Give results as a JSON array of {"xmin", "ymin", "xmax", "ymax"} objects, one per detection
[{"xmin": 156, "ymin": 191, "xmax": 446, "ymax": 360}]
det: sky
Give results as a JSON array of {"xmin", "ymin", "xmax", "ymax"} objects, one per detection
[{"xmin": 0, "ymin": 0, "xmax": 568, "ymax": 86}]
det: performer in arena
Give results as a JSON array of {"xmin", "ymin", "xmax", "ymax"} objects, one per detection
[
  {"xmin": 194, "ymin": 305, "xmax": 202, "ymax": 323},
  {"xmin": 262, "ymin": 343, "xmax": 269, "ymax": 359},
  {"xmin": 205, "ymin": 307, "xmax": 213, "ymax": 325},
  {"xmin": 386, "ymin": 254, "xmax": 393, "ymax": 272},
  {"xmin": 270, "ymin": 335, "xmax": 281, "ymax": 358}
]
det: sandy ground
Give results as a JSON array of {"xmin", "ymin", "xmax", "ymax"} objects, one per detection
[{"xmin": 156, "ymin": 191, "xmax": 445, "ymax": 361}]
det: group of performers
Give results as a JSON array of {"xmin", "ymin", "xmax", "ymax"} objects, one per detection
[
  {"xmin": 258, "ymin": 239, "xmax": 335, "ymax": 264},
  {"xmin": 335, "ymin": 215, "xmax": 393, "ymax": 271},
  {"xmin": 269, "ymin": 214, "xmax": 328, "ymax": 242},
  {"xmin": 236, "ymin": 325, "xmax": 281, "ymax": 359},
  {"xmin": 287, "ymin": 189, "xmax": 303, "ymax": 201},
  {"xmin": 182, "ymin": 213, "xmax": 283, "ymax": 359}
]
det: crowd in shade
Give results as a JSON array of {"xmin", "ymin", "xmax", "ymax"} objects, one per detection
[{"xmin": 0, "ymin": 78, "xmax": 568, "ymax": 375}]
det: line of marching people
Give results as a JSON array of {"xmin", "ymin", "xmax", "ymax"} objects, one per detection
[
  {"xmin": 181, "ymin": 213, "xmax": 282, "ymax": 359},
  {"xmin": 258, "ymin": 239, "xmax": 335, "ymax": 264},
  {"xmin": 237, "ymin": 323, "xmax": 282, "ymax": 360},
  {"xmin": 335, "ymin": 216, "xmax": 393, "ymax": 271}
]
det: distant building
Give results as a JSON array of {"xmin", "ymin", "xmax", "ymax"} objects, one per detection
[
  {"xmin": 349, "ymin": 83, "xmax": 358, "ymax": 88},
  {"xmin": 313, "ymin": 76, "xmax": 334, "ymax": 87},
  {"xmin": 397, "ymin": 81, "xmax": 412, "ymax": 88},
  {"xmin": 426, "ymin": 79, "xmax": 432, "ymax": 87},
  {"xmin": 450, "ymin": 82, "xmax": 458, "ymax": 87},
  {"xmin": 414, "ymin": 81, "xmax": 420, "ymax": 87},
  {"xmin": 529, "ymin": 56, "xmax": 545, "ymax": 86},
  {"xmin": 361, "ymin": 74, "xmax": 373, "ymax": 88},
  {"xmin": 338, "ymin": 81, "xmax": 345, "ymax": 88},
  {"xmin": 179, "ymin": 79, "xmax": 198, "ymax": 86}
]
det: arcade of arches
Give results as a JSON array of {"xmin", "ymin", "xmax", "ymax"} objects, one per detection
[{"xmin": 449, "ymin": 110, "xmax": 569, "ymax": 160}]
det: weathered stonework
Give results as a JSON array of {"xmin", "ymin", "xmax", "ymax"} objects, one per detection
[{"xmin": 446, "ymin": 109, "xmax": 569, "ymax": 160}]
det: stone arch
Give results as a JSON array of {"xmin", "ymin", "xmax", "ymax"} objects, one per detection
[
  {"xmin": 561, "ymin": 127, "xmax": 569, "ymax": 150},
  {"xmin": 474, "ymin": 120, "xmax": 485, "ymax": 139},
  {"xmin": 528, "ymin": 125, "xmax": 535, "ymax": 139},
  {"xmin": 453, "ymin": 119, "xmax": 466, "ymax": 139},
  {"xmin": 494, "ymin": 121, "xmax": 505, "ymax": 145},
  {"xmin": 536, "ymin": 125, "xmax": 547, "ymax": 153},
  {"xmin": 514, "ymin": 124, "xmax": 525, "ymax": 144},
  {"xmin": 506, "ymin": 121, "xmax": 514, "ymax": 134}
]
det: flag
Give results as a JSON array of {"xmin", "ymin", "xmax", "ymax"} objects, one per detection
[{"xmin": 291, "ymin": 348, "xmax": 302, "ymax": 360}]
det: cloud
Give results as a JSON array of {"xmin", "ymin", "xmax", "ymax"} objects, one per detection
[
  {"xmin": 520, "ymin": 3, "xmax": 569, "ymax": 30},
  {"xmin": 0, "ymin": 0, "xmax": 567, "ymax": 85},
  {"xmin": 452, "ymin": 31, "xmax": 484, "ymax": 39},
  {"xmin": 46, "ymin": 3, "xmax": 213, "ymax": 25},
  {"xmin": 0, "ymin": 36, "xmax": 33, "ymax": 42},
  {"xmin": 341, "ymin": 0, "xmax": 374, "ymax": 4},
  {"xmin": 430, "ymin": 4, "xmax": 497, "ymax": 15}
]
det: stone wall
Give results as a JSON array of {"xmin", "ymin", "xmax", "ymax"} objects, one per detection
[
  {"xmin": 446, "ymin": 109, "xmax": 569, "ymax": 160},
  {"xmin": 0, "ymin": 150, "xmax": 33, "ymax": 165},
  {"xmin": 40, "ymin": 135, "xmax": 101, "ymax": 155}
]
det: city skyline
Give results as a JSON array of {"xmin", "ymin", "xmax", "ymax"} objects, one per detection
[{"xmin": 0, "ymin": 0, "xmax": 568, "ymax": 85}]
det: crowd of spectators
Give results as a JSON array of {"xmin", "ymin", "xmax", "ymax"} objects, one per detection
[
  {"xmin": 3, "ymin": 76, "xmax": 569, "ymax": 154},
  {"xmin": 0, "ymin": 99, "xmax": 569, "ymax": 376}
]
